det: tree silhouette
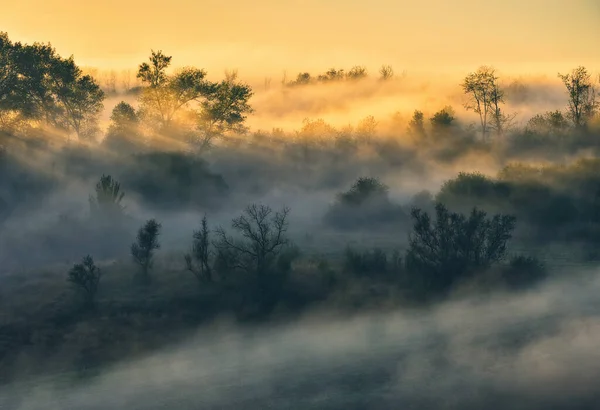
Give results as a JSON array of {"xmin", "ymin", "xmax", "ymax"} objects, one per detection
[
  {"xmin": 184, "ymin": 215, "xmax": 213, "ymax": 283},
  {"xmin": 558, "ymin": 66, "xmax": 598, "ymax": 130},
  {"xmin": 379, "ymin": 65, "xmax": 394, "ymax": 81},
  {"xmin": 131, "ymin": 219, "xmax": 161, "ymax": 282},
  {"xmin": 461, "ymin": 66, "xmax": 505, "ymax": 140},
  {"xmin": 89, "ymin": 174, "xmax": 125, "ymax": 219},
  {"xmin": 215, "ymin": 204, "xmax": 290, "ymax": 276},
  {"xmin": 67, "ymin": 255, "xmax": 102, "ymax": 308},
  {"xmin": 406, "ymin": 203, "xmax": 516, "ymax": 294}
]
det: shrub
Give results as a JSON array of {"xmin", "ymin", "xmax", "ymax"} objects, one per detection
[
  {"xmin": 502, "ymin": 255, "xmax": 547, "ymax": 290},
  {"xmin": 405, "ymin": 203, "xmax": 516, "ymax": 295},
  {"xmin": 67, "ymin": 255, "xmax": 102, "ymax": 308},
  {"xmin": 325, "ymin": 177, "xmax": 408, "ymax": 230},
  {"xmin": 131, "ymin": 219, "xmax": 161, "ymax": 282}
]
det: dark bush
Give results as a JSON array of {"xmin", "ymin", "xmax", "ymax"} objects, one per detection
[
  {"xmin": 502, "ymin": 255, "xmax": 547, "ymax": 290},
  {"xmin": 67, "ymin": 255, "xmax": 102, "ymax": 308},
  {"xmin": 122, "ymin": 152, "xmax": 228, "ymax": 211},
  {"xmin": 405, "ymin": 203, "xmax": 516, "ymax": 296},
  {"xmin": 324, "ymin": 177, "xmax": 408, "ymax": 230}
]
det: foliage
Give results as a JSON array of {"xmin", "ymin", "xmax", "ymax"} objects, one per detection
[
  {"xmin": 197, "ymin": 77, "xmax": 254, "ymax": 139},
  {"xmin": 136, "ymin": 51, "xmax": 207, "ymax": 131},
  {"xmin": 407, "ymin": 110, "xmax": 426, "ymax": 139},
  {"xmin": 430, "ymin": 106, "xmax": 456, "ymax": 133},
  {"xmin": 131, "ymin": 219, "xmax": 162, "ymax": 281},
  {"xmin": 525, "ymin": 110, "xmax": 570, "ymax": 136},
  {"xmin": 67, "ymin": 255, "xmax": 102, "ymax": 308},
  {"xmin": 104, "ymin": 102, "xmax": 142, "ymax": 153},
  {"xmin": 121, "ymin": 151, "xmax": 228, "ymax": 211},
  {"xmin": 558, "ymin": 66, "xmax": 598, "ymax": 129},
  {"xmin": 184, "ymin": 215, "xmax": 213, "ymax": 283},
  {"xmin": 406, "ymin": 203, "xmax": 516, "ymax": 295},
  {"xmin": 0, "ymin": 32, "xmax": 105, "ymax": 138}
]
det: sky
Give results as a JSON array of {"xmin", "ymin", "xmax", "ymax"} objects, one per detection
[{"xmin": 1, "ymin": 0, "xmax": 599, "ymax": 80}]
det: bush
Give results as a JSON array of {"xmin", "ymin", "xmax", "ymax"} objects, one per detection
[
  {"xmin": 67, "ymin": 255, "xmax": 102, "ymax": 308},
  {"xmin": 405, "ymin": 203, "xmax": 516, "ymax": 295},
  {"xmin": 502, "ymin": 255, "xmax": 547, "ymax": 290},
  {"xmin": 324, "ymin": 177, "xmax": 408, "ymax": 230}
]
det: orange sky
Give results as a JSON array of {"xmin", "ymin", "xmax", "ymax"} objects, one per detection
[{"xmin": 2, "ymin": 0, "xmax": 599, "ymax": 80}]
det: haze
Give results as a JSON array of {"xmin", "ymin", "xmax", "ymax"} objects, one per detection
[{"xmin": 2, "ymin": 0, "xmax": 599, "ymax": 78}]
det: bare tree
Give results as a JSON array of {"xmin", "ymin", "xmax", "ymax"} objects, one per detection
[
  {"xmin": 379, "ymin": 65, "xmax": 394, "ymax": 81},
  {"xmin": 558, "ymin": 66, "xmax": 598, "ymax": 130},
  {"xmin": 184, "ymin": 215, "xmax": 213, "ymax": 283},
  {"xmin": 214, "ymin": 204, "xmax": 290, "ymax": 276}
]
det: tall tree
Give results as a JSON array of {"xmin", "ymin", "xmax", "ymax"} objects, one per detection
[
  {"xmin": 461, "ymin": 66, "xmax": 502, "ymax": 140},
  {"xmin": 1, "ymin": 33, "xmax": 104, "ymax": 138},
  {"xmin": 558, "ymin": 66, "xmax": 598, "ymax": 130},
  {"xmin": 136, "ymin": 50, "xmax": 207, "ymax": 131}
]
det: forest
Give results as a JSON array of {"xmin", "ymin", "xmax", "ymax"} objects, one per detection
[{"xmin": 1, "ymin": 30, "xmax": 600, "ymax": 409}]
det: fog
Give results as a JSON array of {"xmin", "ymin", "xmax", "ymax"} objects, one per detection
[
  {"xmin": 3, "ymin": 28, "xmax": 600, "ymax": 410},
  {"xmin": 3, "ymin": 268, "xmax": 600, "ymax": 410}
]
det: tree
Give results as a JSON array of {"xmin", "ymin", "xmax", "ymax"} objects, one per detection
[
  {"xmin": 196, "ymin": 77, "xmax": 254, "ymax": 148},
  {"xmin": 406, "ymin": 203, "xmax": 516, "ymax": 295},
  {"xmin": 407, "ymin": 110, "xmax": 426, "ymax": 139},
  {"xmin": 215, "ymin": 204, "xmax": 290, "ymax": 276},
  {"xmin": 0, "ymin": 32, "xmax": 24, "ymax": 130},
  {"xmin": 0, "ymin": 33, "xmax": 105, "ymax": 138},
  {"xmin": 317, "ymin": 68, "xmax": 345, "ymax": 82},
  {"xmin": 131, "ymin": 219, "xmax": 161, "ymax": 281},
  {"xmin": 379, "ymin": 65, "xmax": 394, "ymax": 81},
  {"xmin": 58, "ymin": 71, "xmax": 105, "ymax": 139},
  {"xmin": 338, "ymin": 177, "xmax": 389, "ymax": 206},
  {"xmin": 104, "ymin": 101, "xmax": 141, "ymax": 152},
  {"xmin": 290, "ymin": 72, "xmax": 312, "ymax": 86},
  {"xmin": 346, "ymin": 66, "xmax": 368, "ymax": 81},
  {"xmin": 136, "ymin": 50, "xmax": 207, "ymax": 131},
  {"xmin": 67, "ymin": 255, "xmax": 102, "ymax": 308},
  {"xmin": 558, "ymin": 66, "xmax": 598, "ymax": 130},
  {"xmin": 89, "ymin": 174, "xmax": 125, "ymax": 219},
  {"xmin": 461, "ymin": 66, "xmax": 503, "ymax": 140},
  {"xmin": 525, "ymin": 110, "xmax": 569, "ymax": 136},
  {"xmin": 429, "ymin": 106, "xmax": 456, "ymax": 133},
  {"xmin": 184, "ymin": 215, "xmax": 213, "ymax": 283},
  {"xmin": 356, "ymin": 115, "xmax": 378, "ymax": 141}
]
